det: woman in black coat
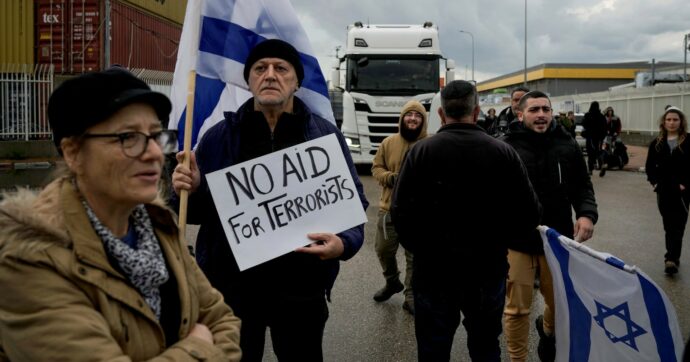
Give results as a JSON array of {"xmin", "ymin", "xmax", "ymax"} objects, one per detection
[{"xmin": 645, "ymin": 107, "xmax": 690, "ymax": 275}]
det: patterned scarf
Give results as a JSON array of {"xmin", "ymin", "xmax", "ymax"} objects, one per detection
[{"xmin": 82, "ymin": 201, "xmax": 169, "ymax": 320}]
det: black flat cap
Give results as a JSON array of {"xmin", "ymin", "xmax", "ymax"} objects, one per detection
[
  {"xmin": 48, "ymin": 67, "xmax": 171, "ymax": 153},
  {"xmin": 243, "ymin": 39, "xmax": 305, "ymax": 86}
]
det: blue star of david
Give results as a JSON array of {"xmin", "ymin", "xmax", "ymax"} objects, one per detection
[{"xmin": 592, "ymin": 301, "xmax": 647, "ymax": 351}]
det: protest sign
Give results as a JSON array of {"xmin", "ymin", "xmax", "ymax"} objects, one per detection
[{"xmin": 206, "ymin": 133, "xmax": 367, "ymax": 271}]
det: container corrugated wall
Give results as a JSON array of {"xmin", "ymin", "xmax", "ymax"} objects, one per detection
[
  {"xmin": 35, "ymin": 0, "xmax": 102, "ymax": 73},
  {"xmin": 1, "ymin": 0, "xmax": 35, "ymax": 65},
  {"xmin": 121, "ymin": 0, "xmax": 186, "ymax": 25},
  {"xmin": 110, "ymin": 0, "xmax": 181, "ymax": 72}
]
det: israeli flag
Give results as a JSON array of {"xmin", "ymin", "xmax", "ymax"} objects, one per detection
[
  {"xmin": 169, "ymin": 0, "xmax": 334, "ymax": 149},
  {"xmin": 540, "ymin": 226, "xmax": 684, "ymax": 361}
]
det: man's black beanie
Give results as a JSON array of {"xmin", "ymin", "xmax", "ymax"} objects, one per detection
[{"xmin": 243, "ymin": 39, "xmax": 305, "ymax": 86}]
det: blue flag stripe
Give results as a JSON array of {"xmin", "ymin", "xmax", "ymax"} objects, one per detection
[
  {"xmin": 638, "ymin": 274, "xmax": 677, "ymax": 362},
  {"xmin": 176, "ymin": 74, "xmax": 226, "ymax": 150},
  {"xmin": 198, "ymin": 16, "xmax": 328, "ymax": 98},
  {"xmin": 547, "ymin": 229, "xmax": 592, "ymax": 362}
]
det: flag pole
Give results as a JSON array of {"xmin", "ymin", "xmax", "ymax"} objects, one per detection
[{"xmin": 178, "ymin": 70, "xmax": 196, "ymax": 239}]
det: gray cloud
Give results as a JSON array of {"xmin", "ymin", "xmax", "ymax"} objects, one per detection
[{"xmin": 290, "ymin": 0, "xmax": 690, "ymax": 81}]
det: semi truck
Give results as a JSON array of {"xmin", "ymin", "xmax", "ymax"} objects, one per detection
[{"xmin": 330, "ymin": 21, "xmax": 455, "ymax": 164}]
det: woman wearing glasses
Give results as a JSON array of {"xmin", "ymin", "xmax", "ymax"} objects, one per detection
[{"xmin": 0, "ymin": 68, "xmax": 241, "ymax": 361}]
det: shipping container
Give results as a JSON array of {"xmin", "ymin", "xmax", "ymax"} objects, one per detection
[
  {"xmin": 121, "ymin": 0, "xmax": 186, "ymax": 25},
  {"xmin": 36, "ymin": 0, "xmax": 102, "ymax": 73},
  {"xmin": 34, "ymin": 0, "xmax": 182, "ymax": 74},
  {"xmin": 0, "ymin": 0, "xmax": 35, "ymax": 66},
  {"xmin": 110, "ymin": 0, "xmax": 181, "ymax": 72}
]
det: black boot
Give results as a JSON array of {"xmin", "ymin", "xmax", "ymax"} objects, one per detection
[
  {"xmin": 373, "ymin": 279, "xmax": 404, "ymax": 302},
  {"xmin": 536, "ymin": 315, "xmax": 556, "ymax": 362}
]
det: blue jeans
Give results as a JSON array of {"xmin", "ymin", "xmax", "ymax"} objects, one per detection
[{"xmin": 413, "ymin": 273, "xmax": 506, "ymax": 362}]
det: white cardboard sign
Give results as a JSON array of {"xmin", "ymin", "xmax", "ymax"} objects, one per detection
[{"xmin": 206, "ymin": 134, "xmax": 367, "ymax": 271}]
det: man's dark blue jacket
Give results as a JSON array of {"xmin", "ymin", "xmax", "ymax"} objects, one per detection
[{"xmin": 173, "ymin": 97, "xmax": 368, "ymax": 301}]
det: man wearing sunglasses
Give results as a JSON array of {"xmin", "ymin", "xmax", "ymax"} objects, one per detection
[{"xmin": 501, "ymin": 91, "xmax": 598, "ymax": 362}]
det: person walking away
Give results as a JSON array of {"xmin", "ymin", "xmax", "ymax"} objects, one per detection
[
  {"xmin": 0, "ymin": 67, "xmax": 242, "ymax": 361},
  {"xmin": 171, "ymin": 39, "xmax": 368, "ymax": 361},
  {"xmin": 391, "ymin": 80, "xmax": 541, "ymax": 361},
  {"xmin": 371, "ymin": 100, "xmax": 428, "ymax": 315},
  {"xmin": 582, "ymin": 101, "xmax": 607, "ymax": 175},
  {"xmin": 599, "ymin": 106, "xmax": 623, "ymax": 177},
  {"xmin": 645, "ymin": 106, "xmax": 690, "ymax": 275},
  {"xmin": 501, "ymin": 91, "xmax": 598, "ymax": 362}
]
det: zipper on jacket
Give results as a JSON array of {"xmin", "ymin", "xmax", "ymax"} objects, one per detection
[
  {"xmin": 557, "ymin": 161, "xmax": 563, "ymax": 184},
  {"xmin": 271, "ymin": 131, "xmax": 275, "ymax": 152}
]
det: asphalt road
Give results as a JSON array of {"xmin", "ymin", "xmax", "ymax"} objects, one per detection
[{"xmin": 187, "ymin": 168, "xmax": 689, "ymax": 361}]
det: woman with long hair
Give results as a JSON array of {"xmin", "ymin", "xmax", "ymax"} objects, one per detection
[{"xmin": 645, "ymin": 107, "xmax": 690, "ymax": 275}]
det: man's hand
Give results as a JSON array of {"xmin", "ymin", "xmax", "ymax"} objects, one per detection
[
  {"xmin": 172, "ymin": 151, "xmax": 201, "ymax": 196},
  {"xmin": 573, "ymin": 216, "xmax": 594, "ymax": 242},
  {"xmin": 295, "ymin": 233, "xmax": 345, "ymax": 260}
]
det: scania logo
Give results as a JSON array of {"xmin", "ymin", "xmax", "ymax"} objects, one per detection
[{"xmin": 374, "ymin": 100, "xmax": 407, "ymax": 108}]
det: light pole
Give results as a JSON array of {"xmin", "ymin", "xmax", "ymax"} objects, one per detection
[
  {"xmin": 524, "ymin": 0, "xmax": 528, "ymax": 86},
  {"xmin": 458, "ymin": 30, "xmax": 474, "ymax": 81}
]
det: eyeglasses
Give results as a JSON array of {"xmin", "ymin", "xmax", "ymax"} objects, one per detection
[{"xmin": 82, "ymin": 130, "xmax": 178, "ymax": 158}]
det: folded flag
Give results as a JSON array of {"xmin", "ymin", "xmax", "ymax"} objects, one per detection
[{"xmin": 540, "ymin": 226, "xmax": 683, "ymax": 362}]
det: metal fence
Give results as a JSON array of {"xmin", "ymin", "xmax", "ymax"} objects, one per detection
[
  {"xmin": 0, "ymin": 64, "xmax": 54, "ymax": 140},
  {"xmin": 0, "ymin": 65, "xmax": 174, "ymax": 142},
  {"xmin": 482, "ymin": 83, "xmax": 690, "ymax": 134}
]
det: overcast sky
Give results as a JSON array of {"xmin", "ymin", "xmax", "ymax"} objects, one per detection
[{"xmin": 289, "ymin": 0, "xmax": 690, "ymax": 82}]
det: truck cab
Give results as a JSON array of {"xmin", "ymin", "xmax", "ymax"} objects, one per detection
[{"xmin": 331, "ymin": 22, "xmax": 455, "ymax": 164}]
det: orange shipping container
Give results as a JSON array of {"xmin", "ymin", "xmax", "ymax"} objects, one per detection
[{"xmin": 110, "ymin": 0, "xmax": 181, "ymax": 72}]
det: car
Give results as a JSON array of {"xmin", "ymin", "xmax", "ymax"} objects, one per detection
[{"xmin": 574, "ymin": 113, "xmax": 586, "ymax": 154}]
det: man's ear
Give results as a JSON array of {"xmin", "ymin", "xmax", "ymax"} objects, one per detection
[
  {"xmin": 517, "ymin": 110, "xmax": 524, "ymax": 122},
  {"xmin": 472, "ymin": 105, "xmax": 480, "ymax": 124},
  {"xmin": 437, "ymin": 107, "xmax": 447, "ymax": 126}
]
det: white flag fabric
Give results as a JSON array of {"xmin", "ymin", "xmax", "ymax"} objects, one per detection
[
  {"xmin": 169, "ymin": 0, "xmax": 334, "ymax": 149},
  {"xmin": 539, "ymin": 226, "xmax": 683, "ymax": 362}
]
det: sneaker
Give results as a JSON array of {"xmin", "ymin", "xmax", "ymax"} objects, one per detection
[
  {"xmin": 535, "ymin": 315, "xmax": 556, "ymax": 362},
  {"xmin": 373, "ymin": 280, "xmax": 404, "ymax": 302},
  {"xmin": 665, "ymin": 261, "xmax": 678, "ymax": 275},
  {"xmin": 402, "ymin": 300, "xmax": 415, "ymax": 315}
]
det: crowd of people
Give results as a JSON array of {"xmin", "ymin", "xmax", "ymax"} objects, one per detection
[{"xmin": 0, "ymin": 37, "xmax": 687, "ymax": 362}]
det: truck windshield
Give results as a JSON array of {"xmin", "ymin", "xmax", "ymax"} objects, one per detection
[{"xmin": 346, "ymin": 56, "xmax": 440, "ymax": 95}]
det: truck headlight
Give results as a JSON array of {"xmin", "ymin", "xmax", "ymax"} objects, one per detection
[{"xmin": 345, "ymin": 136, "xmax": 361, "ymax": 153}]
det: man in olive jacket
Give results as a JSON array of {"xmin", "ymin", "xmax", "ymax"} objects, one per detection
[
  {"xmin": 371, "ymin": 99, "xmax": 428, "ymax": 314},
  {"xmin": 501, "ymin": 91, "xmax": 598, "ymax": 362}
]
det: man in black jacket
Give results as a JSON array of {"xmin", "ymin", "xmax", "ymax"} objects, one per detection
[
  {"xmin": 502, "ymin": 91, "xmax": 598, "ymax": 362},
  {"xmin": 391, "ymin": 80, "xmax": 541, "ymax": 362}
]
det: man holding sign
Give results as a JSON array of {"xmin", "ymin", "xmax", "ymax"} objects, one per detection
[{"xmin": 172, "ymin": 39, "xmax": 368, "ymax": 361}]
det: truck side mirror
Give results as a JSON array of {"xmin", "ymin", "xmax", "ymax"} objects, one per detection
[{"xmin": 446, "ymin": 59, "xmax": 456, "ymax": 70}]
